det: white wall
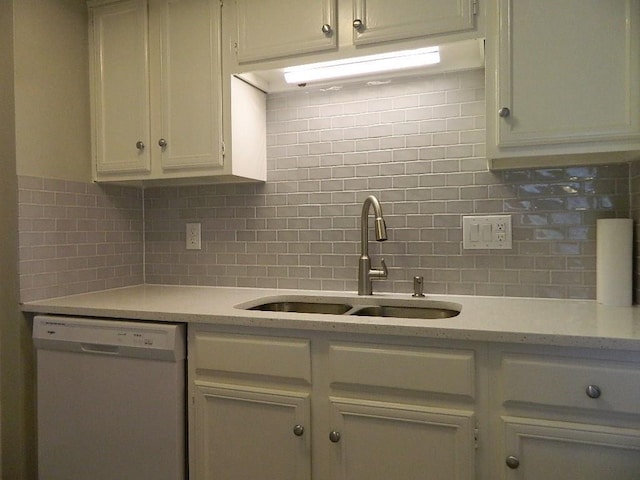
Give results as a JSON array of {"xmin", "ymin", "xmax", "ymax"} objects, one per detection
[
  {"xmin": 14, "ymin": 0, "xmax": 91, "ymax": 182},
  {"xmin": 1, "ymin": 1, "xmax": 91, "ymax": 477},
  {"xmin": 0, "ymin": 1, "xmax": 24, "ymax": 477}
]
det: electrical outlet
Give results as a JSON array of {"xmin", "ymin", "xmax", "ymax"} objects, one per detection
[
  {"xmin": 463, "ymin": 215, "xmax": 512, "ymax": 249},
  {"xmin": 186, "ymin": 223, "xmax": 201, "ymax": 250}
]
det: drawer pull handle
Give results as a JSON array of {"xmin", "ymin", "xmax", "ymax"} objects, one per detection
[
  {"xmin": 506, "ymin": 455, "xmax": 520, "ymax": 469},
  {"xmin": 293, "ymin": 425, "xmax": 304, "ymax": 437},
  {"xmin": 329, "ymin": 430, "xmax": 341, "ymax": 443},
  {"xmin": 586, "ymin": 384, "xmax": 601, "ymax": 399}
]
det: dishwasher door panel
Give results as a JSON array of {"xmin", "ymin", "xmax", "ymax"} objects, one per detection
[{"xmin": 35, "ymin": 318, "xmax": 185, "ymax": 480}]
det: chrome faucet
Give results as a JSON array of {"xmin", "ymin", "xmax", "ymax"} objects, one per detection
[{"xmin": 358, "ymin": 195, "xmax": 388, "ymax": 295}]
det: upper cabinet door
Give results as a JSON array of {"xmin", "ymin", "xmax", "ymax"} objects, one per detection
[
  {"xmin": 157, "ymin": 0, "xmax": 223, "ymax": 171},
  {"xmin": 487, "ymin": 0, "xmax": 640, "ymax": 166},
  {"xmin": 90, "ymin": 0, "xmax": 151, "ymax": 175},
  {"xmin": 352, "ymin": 0, "xmax": 477, "ymax": 46},
  {"xmin": 234, "ymin": 0, "xmax": 337, "ymax": 63}
]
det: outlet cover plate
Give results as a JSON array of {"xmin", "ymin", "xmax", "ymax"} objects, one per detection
[
  {"xmin": 462, "ymin": 215, "xmax": 512, "ymax": 249},
  {"xmin": 186, "ymin": 223, "xmax": 202, "ymax": 250}
]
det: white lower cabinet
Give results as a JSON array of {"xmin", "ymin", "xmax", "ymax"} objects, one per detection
[
  {"xmin": 189, "ymin": 330, "xmax": 312, "ymax": 479},
  {"xmin": 491, "ymin": 346, "xmax": 640, "ymax": 480},
  {"xmin": 189, "ymin": 326, "xmax": 479, "ymax": 480},
  {"xmin": 502, "ymin": 417, "xmax": 640, "ymax": 479},
  {"xmin": 326, "ymin": 341, "xmax": 478, "ymax": 480},
  {"xmin": 329, "ymin": 398, "xmax": 475, "ymax": 480},
  {"xmin": 189, "ymin": 326, "xmax": 640, "ymax": 480},
  {"xmin": 194, "ymin": 383, "xmax": 311, "ymax": 480}
]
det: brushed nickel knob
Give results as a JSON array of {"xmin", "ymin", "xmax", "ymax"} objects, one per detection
[
  {"xmin": 498, "ymin": 107, "xmax": 511, "ymax": 118},
  {"xmin": 321, "ymin": 23, "xmax": 332, "ymax": 34},
  {"xmin": 158, "ymin": 138, "xmax": 168, "ymax": 148},
  {"xmin": 135, "ymin": 141, "xmax": 145, "ymax": 150},
  {"xmin": 506, "ymin": 455, "xmax": 520, "ymax": 469},
  {"xmin": 329, "ymin": 430, "xmax": 341, "ymax": 443},
  {"xmin": 586, "ymin": 385, "xmax": 601, "ymax": 399},
  {"xmin": 353, "ymin": 18, "xmax": 364, "ymax": 30},
  {"xmin": 293, "ymin": 425, "xmax": 304, "ymax": 436}
]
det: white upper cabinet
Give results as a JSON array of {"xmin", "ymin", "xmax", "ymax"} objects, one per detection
[
  {"xmin": 89, "ymin": 0, "xmax": 266, "ymax": 184},
  {"xmin": 352, "ymin": 0, "xmax": 477, "ymax": 46},
  {"xmin": 234, "ymin": 0, "xmax": 337, "ymax": 63},
  {"xmin": 231, "ymin": 0, "xmax": 483, "ymax": 70},
  {"xmin": 156, "ymin": 0, "xmax": 222, "ymax": 172},
  {"xmin": 486, "ymin": 0, "xmax": 640, "ymax": 169},
  {"xmin": 90, "ymin": 0, "xmax": 151, "ymax": 175}
]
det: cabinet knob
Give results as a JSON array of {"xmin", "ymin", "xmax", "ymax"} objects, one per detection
[
  {"xmin": 329, "ymin": 430, "xmax": 341, "ymax": 443},
  {"xmin": 135, "ymin": 141, "xmax": 145, "ymax": 151},
  {"xmin": 506, "ymin": 455, "xmax": 520, "ymax": 469},
  {"xmin": 353, "ymin": 18, "xmax": 364, "ymax": 30},
  {"xmin": 293, "ymin": 425, "xmax": 304, "ymax": 437},
  {"xmin": 321, "ymin": 23, "xmax": 332, "ymax": 34},
  {"xmin": 498, "ymin": 107, "xmax": 511, "ymax": 118},
  {"xmin": 158, "ymin": 138, "xmax": 168, "ymax": 148},
  {"xmin": 586, "ymin": 384, "xmax": 601, "ymax": 399}
]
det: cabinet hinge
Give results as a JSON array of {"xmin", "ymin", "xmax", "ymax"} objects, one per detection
[
  {"xmin": 474, "ymin": 427, "xmax": 479, "ymax": 448},
  {"xmin": 221, "ymin": 141, "xmax": 226, "ymax": 158},
  {"xmin": 220, "ymin": 0, "xmax": 224, "ymax": 7},
  {"xmin": 472, "ymin": 0, "xmax": 478, "ymax": 15}
]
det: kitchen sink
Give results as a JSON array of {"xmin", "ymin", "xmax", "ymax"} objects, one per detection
[
  {"xmin": 349, "ymin": 304, "xmax": 459, "ymax": 319},
  {"xmin": 239, "ymin": 295, "xmax": 461, "ymax": 319},
  {"xmin": 248, "ymin": 301, "xmax": 352, "ymax": 315}
]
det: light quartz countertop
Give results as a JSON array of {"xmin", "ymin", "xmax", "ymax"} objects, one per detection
[{"xmin": 21, "ymin": 284, "xmax": 640, "ymax": 350}]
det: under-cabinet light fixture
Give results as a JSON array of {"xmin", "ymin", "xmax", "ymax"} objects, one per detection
[{"xmin": 283, "ymin": 46, "xmax": 440, "ymax": 85}]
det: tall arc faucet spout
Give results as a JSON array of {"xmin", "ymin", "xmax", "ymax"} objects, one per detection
[{"xmin": 358, "ymin": 195, "xmax": 388, "ymax": 295}]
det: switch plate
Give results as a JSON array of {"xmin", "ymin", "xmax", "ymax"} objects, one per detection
[
  {"xmin": 463, "ymin": 215, "xmax": 512, "ymax": 249},
  {"xmin": 186, "ymin": 223, "xmax": 201, "ymax": 250}
]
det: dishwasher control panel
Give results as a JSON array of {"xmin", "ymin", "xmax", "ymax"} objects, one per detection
[{"xmin": 33, "ymin": 316, "xmax": 186, "ymax": 362}]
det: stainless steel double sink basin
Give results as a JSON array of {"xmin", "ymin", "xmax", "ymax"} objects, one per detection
[{"xmin": 237, "ymin": 295, "xmax": 461, "ymax": 320}]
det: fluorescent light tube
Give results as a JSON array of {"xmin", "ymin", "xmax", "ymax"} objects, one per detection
[{"xmin": 283, "ymin": 47, "xmax": 440, "ymax": 84}]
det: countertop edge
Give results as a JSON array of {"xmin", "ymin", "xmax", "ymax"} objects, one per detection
[{"xmin": 21, "ymin": 285, "xmax": 640, "ymax": 351}]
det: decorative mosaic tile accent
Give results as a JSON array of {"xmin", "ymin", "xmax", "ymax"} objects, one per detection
[{"xmin": 18, "ymin": 176, "xmax": 143, "ymax": 302}]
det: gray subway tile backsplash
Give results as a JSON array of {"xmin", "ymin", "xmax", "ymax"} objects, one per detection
[
  {"xmin": 18, "ymin": 177, "xmax": 143, "ymax": 302},
  {"xmin": 17, "ymin": 68, "xmax": 640, "ymax": 302}
]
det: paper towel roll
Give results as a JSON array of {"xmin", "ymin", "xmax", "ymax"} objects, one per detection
[{"xmin": 596, "ymin": 218, "xmax": 633, "ymax": 306}]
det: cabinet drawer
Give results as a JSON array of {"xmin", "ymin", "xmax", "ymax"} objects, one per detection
[
  {"xmin": 194, "ymin": 333, "xmax": 311, "ymax": 383},
  {"xmin": 329, "ymin": 343, "xmax": 475, "ymax": 398},
  {"xmin": 502, "ymin": 353, "xmax": 640, "ymax": 415}
]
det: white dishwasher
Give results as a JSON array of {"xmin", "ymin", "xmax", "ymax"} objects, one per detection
[{"xmin": 33, "ymin": 315, "xmax": 186, "ymax": 480}]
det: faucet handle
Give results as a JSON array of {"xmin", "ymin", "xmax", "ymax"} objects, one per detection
[{"xmin": 370, "ymin": 258, "xmax": 388, "ymax": 280}]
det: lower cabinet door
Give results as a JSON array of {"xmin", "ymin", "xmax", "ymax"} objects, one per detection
[
  {"xmin": 329, "ymin": 397, "xmax": 476, "ymax": 480},
  {"xmin": 502, "ymin": 417, "xmax": 640, "ymax": 479},
  {"xmin": 193, "ymin": 383, "xmax": 311, "ymax": 480}
]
